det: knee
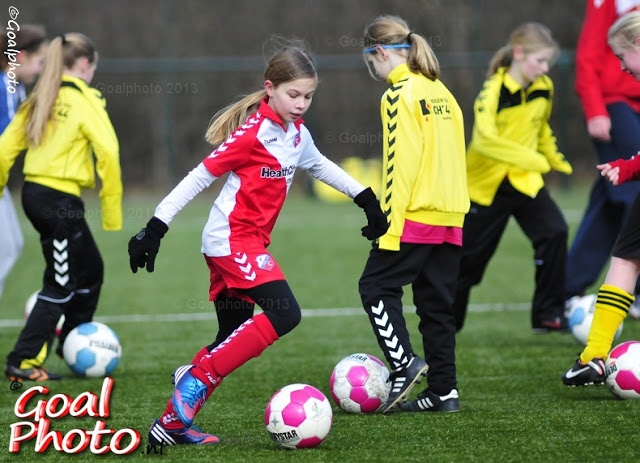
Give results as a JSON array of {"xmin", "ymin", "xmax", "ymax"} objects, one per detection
[
  {"xmin": 359, "ymin": 277, "xmax": 381, "ymax": 305},
  {"xmin": 265, "ymin": 300, "xmax": 301, "ymax": 337},
  {"xmin": 543, "ymin": 220, "xmax": 568, "ymax": 243}
]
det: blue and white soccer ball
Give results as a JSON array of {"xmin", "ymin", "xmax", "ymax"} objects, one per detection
[
  {"xmin": 566, "ymin": 294, "xmax": 623, "ymax": 345},
  {"xmin": 62, "ymin": 321, "xmax": 122, "ymax": 377}
]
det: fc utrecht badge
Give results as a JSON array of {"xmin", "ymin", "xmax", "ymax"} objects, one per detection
[
  {"xmin": 256, "ymin": 254, "xmax": 275, "ymax": 271},
  {"xmin": 293, "ymin": 131, "xmax": 301, "ymax": 148}
]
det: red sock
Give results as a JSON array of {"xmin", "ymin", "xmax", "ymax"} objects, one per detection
[
  {"xmin": 159, "ymin": 398, "xmax": 183, "ymax": 430},
  {"xmin": 191, "ymin": 313, "xmax": 279, "ymax": 384},
  {"xmin": 159, "ymin": 345, "xmax": 216, "ymax": 430},
  {"xmin": 190, "ymin": 346, "xmax": 210, "ymax": 365}
]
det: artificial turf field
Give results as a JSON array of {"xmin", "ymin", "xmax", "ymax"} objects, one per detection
[{"xmin": 1, "ymin": 184, "xmax": 639, "ymax": 462}]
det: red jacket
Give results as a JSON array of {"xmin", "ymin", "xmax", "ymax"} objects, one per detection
[{"xmin": 575, "ymin": 0, "xmax": 640, "ymax": 121}]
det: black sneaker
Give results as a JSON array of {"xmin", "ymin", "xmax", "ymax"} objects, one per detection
[
  {"xmin": 379, "ymin": 355, "xmax": 429, "ymax": 413},
  {"xmin": 533, "ymin": 316, "xmax": 569, "ymax": 334},
  {"xmin": 5, "ymin": 364, "xmax": 61, "ymax": 382},
  {"xmin": 400, "ymin": 388, "xmax": 460, "ymax": 412},
  {"xmin": 562, "ymin": 358, "xmax": 606, "ymax": 386}
]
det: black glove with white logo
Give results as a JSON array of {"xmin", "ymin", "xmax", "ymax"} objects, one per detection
[
  {"xmin": 128, "ymin": 217, "xmax": 168, "ymax": 273},
  {"xmin": 354, "ymin": 187, "xmax": 389, "ymax": 240}
]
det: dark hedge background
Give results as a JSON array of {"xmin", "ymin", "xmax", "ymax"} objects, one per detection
[{"xmin": 2, "ymin": 1, "xmax": 595, "ymax": 191}]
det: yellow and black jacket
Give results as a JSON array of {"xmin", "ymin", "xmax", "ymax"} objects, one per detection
[
  {"xmin": 377, "ymin": 63, "xmax": 469, "ymax": 251},
  {"xmin": 0, "ymin": 75, "xmax": 122, "ymax": 230},
  {"xmin": 466, "ymin": 67, "xmax": 571, "ymax": 206}
]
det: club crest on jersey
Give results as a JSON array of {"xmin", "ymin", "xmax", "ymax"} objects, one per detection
[
  {"xmin": 293, "ymin": 131, "xmax": 301, "ymax": 148},
  {"xmin": 255, "ymin": 254, "xmax": 275, "ymax": 271}
]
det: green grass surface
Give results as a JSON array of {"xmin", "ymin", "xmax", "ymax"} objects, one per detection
[{"xmin": 1, "ymin": 184, "xmax": 639, "ymax": 462}]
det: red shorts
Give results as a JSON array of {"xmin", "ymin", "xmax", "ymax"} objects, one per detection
[{"xmin": 204, "ymin": 250, "xmax": 285, "ymax": 302}]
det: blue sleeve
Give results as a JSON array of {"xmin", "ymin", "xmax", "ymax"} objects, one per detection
[{"xmin": 0, "ymin": 83, "xmax": 11, "ymax": 134}]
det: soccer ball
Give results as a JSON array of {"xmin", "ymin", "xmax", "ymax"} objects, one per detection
[
  {"xmin": 62, "ymin": 321, "xmax": 121, "ymax": 377},
  {"xmin": 605, "ymin": 340, "xmax": 640, "ymax": 400},
  {"xmin": 24, "ymin": 290, "xmax": 64, "ymax": 336},
  {"xmin": 329, "ymin": 353, "xmax": 390, "ymax": 414},
  {"xmin": 265, "ymin": 383, "xmax": 333, "ymax": 449},
  {"xmin": 566, "ymin": 294, "xmax": 623, "ymax": 345}
]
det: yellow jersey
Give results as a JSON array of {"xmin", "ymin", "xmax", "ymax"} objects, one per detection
[
  {"xmin": 0, "ymin": 75, "xmax": 122, "ymax": 230},
  {"xmin": 466, "ymin": 67, "xmax": 571, "ymax": 206},
  {"xmin": 377, "ymin": 63, "xmax": 469, "ymax": 251}
]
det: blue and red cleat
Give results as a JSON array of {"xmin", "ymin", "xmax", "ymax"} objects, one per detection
[{"xmin": 172, "ymin": 370, "xmax": 208, "ymax": 428}]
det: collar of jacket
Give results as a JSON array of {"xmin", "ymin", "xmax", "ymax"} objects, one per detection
[
  {"xmin": 497, "ymin": 66, "xmax": 548, "ymax": 93},
  {"xmin": 386, "ymin": 63, "xmax": 413, "ymax": 85},
  {"xmin": 61, "ymin": 74, "xmax": 89, "ymax": 92}
]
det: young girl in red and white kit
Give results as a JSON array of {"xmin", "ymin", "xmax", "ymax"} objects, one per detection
[{"xmin": 128, "ymin": 43, "xmax": 388, "ymax": 445}]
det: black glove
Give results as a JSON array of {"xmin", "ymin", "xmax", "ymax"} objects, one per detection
[
  {"xmin": 354, "ymin": 187, "xmax": 389, "ymax": 240},
  {"xmin": 128, "ymin": 217, "xmax": 168, "ymax": 273}
]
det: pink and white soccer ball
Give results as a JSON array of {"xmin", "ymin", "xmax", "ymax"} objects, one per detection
[
  {"xmin": 329, "ymin": 353, "xmax": 390, "ymax": 414},
  {"xmin": 605, "ymin": 340, "xmax": 640, "ymax": 400},
  {"xmin": 265, "ymin": 383, "xmax": 333, "ymax": 449},
  {"xmin": 24, "ymin": 290, "xmax": 64, "ymax": 336}
]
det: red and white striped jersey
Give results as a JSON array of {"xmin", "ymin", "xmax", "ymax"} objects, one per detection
[{"xmin": 154, "ymin": 99, "xmax": 365, "ymax": 257}]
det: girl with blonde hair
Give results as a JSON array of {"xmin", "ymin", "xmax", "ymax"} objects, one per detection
[
  {"xmin": 563, "ymin": 10, "xmax": 640, "ymax": 387},
  {"xmin": 453, "ymin": 22, "xmax": 572, "ymax": 334},
  {"xmin": 1, "ymin": 33, "xmax": 122, "ymax": 382},
  {"xmin": 358, "ymin": 15, "xmax": 469, "ymax": 413},
  {"xmin": 129, "ymin": 41, "xmax": 387, "ymax": 445}
]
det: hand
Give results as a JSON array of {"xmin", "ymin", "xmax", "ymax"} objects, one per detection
[
  {"xmin": 597, "ymin": 162, "xmax": 620, "ymax": 185},
  {"xmin": 598, "ymin": 155, "xmax": 640, "ymax": 186},
  {"xmin": 586, "ymin": 116, "xmax": 611, "ymax": 142},
  {"xmin": 128, "ymin": 217, "xmax": 168, "ymax": 273},
  {"xmin": 354, "ymin": 187, "xmax": 389, "ymax": 240}
]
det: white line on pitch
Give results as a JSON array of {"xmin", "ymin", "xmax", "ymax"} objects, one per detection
[{"xmin": 0, "ymin": 303, "xmax": 530, "ymax": 328}]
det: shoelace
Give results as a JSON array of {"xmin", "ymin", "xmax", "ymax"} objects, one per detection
[{"xmin": 182, "ymin": 380, "xmax": 206, "ymax": 406}]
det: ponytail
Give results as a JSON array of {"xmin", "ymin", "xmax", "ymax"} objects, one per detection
[
  {"xmin": 486, "ymin": 45, "xmax": 512, "ymax": 77},
  {"xmin": 406, "ymin": 33, "xmax": 440, "ymax": 80},
  {"xmin": 363, "ymin": 15, "xmax": 440, "ymax": 81},
  {"xmin": 205, "ymin": 44, "xmax": 317, "ymax": 147},
  {"xmin": 24, "ymin": 36, "xmax": 65, "ymax": 146},
  {"xmin": 487, "ymin": 22, "xmax": 559, "ymax": 78},
  {"xmin": 205, "ymin": 90, "xmax": 265, "ymax": 146},
  {"xmin": 23, "ymin": 32, "xmax": 96, "ymax": 146}
]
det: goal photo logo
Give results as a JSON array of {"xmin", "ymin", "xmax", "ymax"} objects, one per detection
[{"xmin": 8, "ymin": 378, "xmax": 141, "ymax": 455}]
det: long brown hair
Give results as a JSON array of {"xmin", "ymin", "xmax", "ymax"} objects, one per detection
[
  {"xmin": 22, "ymin": 33, "xmax": 97, "ymax": 146},
  {"xmin": 363, "ymin": 15, "xmax": 440, "ymax": 81},
  {"xmin": 487, "ymin": 22, "xmax": 559, "ymax": 77},
  {"xmin": 0, "ymin": 24, "xmax": 47, "ymax": 70},
  {"xmin": 205, "ymin": 43, "xmax": 317, "ymax": 147}
]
